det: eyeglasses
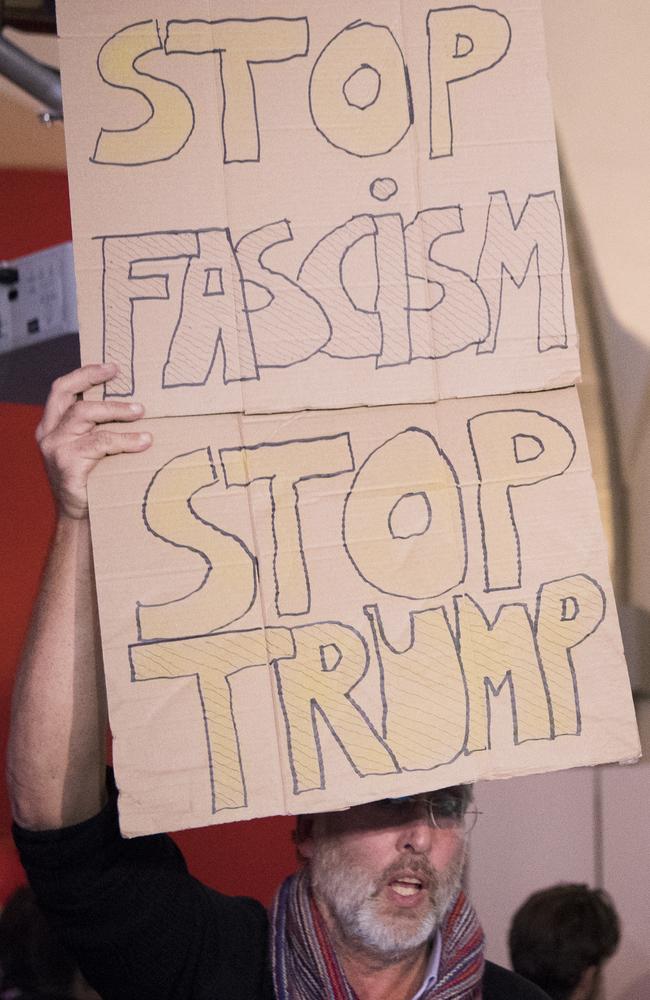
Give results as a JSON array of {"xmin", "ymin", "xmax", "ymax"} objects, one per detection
[{"xmin": 373, "ymin": 794, "xmax": 480, "ymax": 833}]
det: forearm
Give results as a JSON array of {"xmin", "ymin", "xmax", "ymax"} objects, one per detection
[{"xmin": 8, "ymin": 515, "xmax": 108, "ymax": 830}]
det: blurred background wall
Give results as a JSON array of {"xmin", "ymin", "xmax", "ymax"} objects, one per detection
[
  {"xmin": 0, "ymin": 3, "xmax": 648, "ymax": 997},
  {"xmin": 468, "ymin": 9, "xmax": 649, "ymax": 999}
]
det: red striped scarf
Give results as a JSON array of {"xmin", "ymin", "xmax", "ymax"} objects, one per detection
[{"xmin": 271, "ymin": 869, "xmax": 484, "ymax": 999}]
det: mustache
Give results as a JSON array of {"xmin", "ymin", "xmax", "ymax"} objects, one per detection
[{"xmin": 373, "ymin": 856, "xmax": 439, "ymax": 894}]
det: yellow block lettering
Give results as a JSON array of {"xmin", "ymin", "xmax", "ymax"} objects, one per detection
[
  {"xmin": 93, "ymin": 21, "xmax": 194, "ymax": 165},
  {"xmin": 365, "ymin": 604, "xmax": 467, "ymax": 770},
  {"xmin": 344, "ymin": 428, "xmax": 466, "ymax": 599},
  {"xmin": 459, "ymin": 595, "xmax": 552, "ymax": 752},
  {"xmin": 130, "ymin": 627, "xmax": 292, "ymax": 811},
  {"xmin": 165, "ymin": 18, "xmax": 309, "ymax": 162},
  {"xmin": 468, "ymin": 409, "xmax": 576, "ymax": 592},
  {"xmin": 221, "ymin": 435, "xmax": 354, "ymax": 616},
  {"xmin": 309, "ymin": 22, "xmax": 412, "ymax": 157},
  {"xmin": 535, "ymin": 575, "xmax": 606, "ymax": 736},
  {"xmin": 427, "ymin": 7, "xmax": 511, "ymax": 158},
  {"xmin": 273, "ymin": 622, "xmax": 397, "ymax": 793},
  {"xmin": 137, "ymin": 448, "xmax": 256, "ymax": 640}
]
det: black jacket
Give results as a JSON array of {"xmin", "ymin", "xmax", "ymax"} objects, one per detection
[{"xmin": 14, "ymin": 795, "xmax": 548, "ymax": 1000}]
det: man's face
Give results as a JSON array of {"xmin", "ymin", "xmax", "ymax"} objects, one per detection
[{"xmin": 300, "ymin": 795, "xmax": 467, "ymax": 961}]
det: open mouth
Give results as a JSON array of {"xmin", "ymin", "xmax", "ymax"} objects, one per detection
[{"xmin": 389, "ymin": 876, "xmax": 425, "ymax": 897}]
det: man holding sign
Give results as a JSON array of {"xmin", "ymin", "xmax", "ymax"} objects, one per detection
[
  {"xmin": 8, "ymin": 0, "xmax": 640, "ymax": 993},
  {"xmin": 8, "ymin": 365, "xmax": 548, "ymax": 1000}
]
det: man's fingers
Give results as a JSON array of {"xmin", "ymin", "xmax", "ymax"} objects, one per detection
[
  {"xmin": 52, "ymin": 361, "xmax": 119, "ymax": 397},
  {"xmin": 80, "ymin": 428, "xmax": 153, "ymax": 460},
  {"xmin": 57, "ymin": 399, "xmax": 144, "ymax": 433},
  {"xmin": 37, "ymin": 362, "xmax": 119, "ymax": 440}
]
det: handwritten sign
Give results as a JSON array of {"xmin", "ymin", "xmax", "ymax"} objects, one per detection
[
  {"xmin": 57, "ymin": 0, "xmax": 640, "ymax": 834},
  {"xmin": 59, "ymin": 0, "xmax": 579, "ymax": 416},
  {"xmin": 85, "ymin": 389, "xmax": 638, "ymax": 833}
]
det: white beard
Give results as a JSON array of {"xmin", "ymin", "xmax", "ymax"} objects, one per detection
[{"xmin": 309, "ymin": 836, "xmax": 466, "ymax": 960}]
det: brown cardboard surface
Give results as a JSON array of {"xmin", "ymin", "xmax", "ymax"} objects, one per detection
[
  {"xmin": 88, "ymin": 388, "xmax": 639, "ymax": 835},
  {"xmin": 58, "ymin": 0, "xmax": 580, "ymax": 418},
  {"xmin": 58, "ymin": 0, "xmax": 640, "ymax": 835}
]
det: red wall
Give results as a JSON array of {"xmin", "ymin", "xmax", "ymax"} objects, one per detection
[{"xmin": 0, "ymin": 169, "xmax": 296, "ymax": 906}]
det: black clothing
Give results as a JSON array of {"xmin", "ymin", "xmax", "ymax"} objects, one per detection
[
  {"xmin": 483, "ymin": 962, "xmax": 551, "ymax": 998},
  {"xmin": 14, "ymin": 794, "xmax": 548, "ymax": 1000}
]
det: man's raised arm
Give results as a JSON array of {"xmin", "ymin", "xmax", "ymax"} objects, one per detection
[{"xmin": 7, "ymin": 364, "xmax": 152, "ymax": 831}]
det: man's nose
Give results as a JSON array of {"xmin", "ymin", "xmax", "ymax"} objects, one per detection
[{"xmin": 395, "ymin": 808, "xmax": 435, "ymax": 853}]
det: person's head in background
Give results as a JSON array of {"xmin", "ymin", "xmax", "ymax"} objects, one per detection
[
  {"xmin": 0, "ymin": 885, "xmax": 100, "ymax": 1000},
  {"xmin": 508, "ymin": 883, "xmax": 620, "ymax": 1000}
]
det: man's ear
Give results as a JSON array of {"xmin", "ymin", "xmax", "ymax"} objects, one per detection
[{"xmin": 294, "ymin": 814, "xmax": 316, "ymax": 859}]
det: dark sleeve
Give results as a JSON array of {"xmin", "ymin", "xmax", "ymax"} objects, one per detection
[
  {"xmin": 13, "ymin": 785, "xmax": 274, "ymax": 1000},
  {"xmin": 483, "ymin": 960, "xmax": 552, "ymax": 1000}
]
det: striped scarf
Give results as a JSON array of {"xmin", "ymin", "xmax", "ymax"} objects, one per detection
[{"xmin": 271, "ymin": 868, "xmax": 484, "ymax": 999}]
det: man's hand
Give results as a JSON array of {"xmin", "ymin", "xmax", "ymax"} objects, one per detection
[{"xmin": 36, "ymin": 362, "xmax": 152, "ymax": 519}]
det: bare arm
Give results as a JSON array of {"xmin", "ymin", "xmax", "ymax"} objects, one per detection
[{"xmin": 7, "ymin": 363, "xmax": 152, "ymax": 830}]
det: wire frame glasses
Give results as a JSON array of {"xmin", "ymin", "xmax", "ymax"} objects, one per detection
[{"xmin": 373, "ymin": 793, "xmax": 481, "ymax": 833}]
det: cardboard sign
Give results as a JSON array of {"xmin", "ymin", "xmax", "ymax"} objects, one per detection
[
  {"xmin": 58, "ymin": 0, "xmax": 579, "ymax": 417},
  {"xmin": 87, "ymin": 388, "xmax": 639, "ymax": 834},
  {"xmin": 57, "ymin": 0, "xmax": 640, "ymax": 834}
]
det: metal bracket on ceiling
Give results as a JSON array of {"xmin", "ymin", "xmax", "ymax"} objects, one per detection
[{"xmin": 0, "ymin": 0, "xmax": 61, "ymax": 119}]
